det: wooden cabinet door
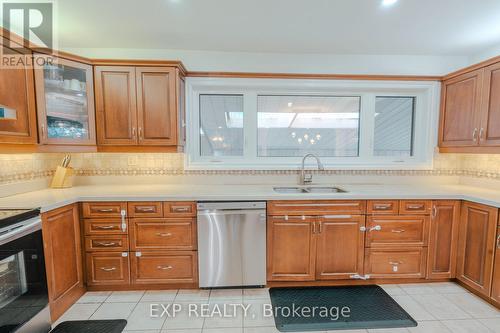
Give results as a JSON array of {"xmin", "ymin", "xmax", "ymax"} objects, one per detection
[
  {"xmin": 42, "ymin": 204, "xmax": 84, "ymax": 320},
  {"xmin": 0, "ymin": 39, "xmax": 37, "ymax": 144},
  {"xmin": 131, "ymin": 251, "xmax": 197, "ymax": 285},
  {"xmin": 129, "ymin": 218, "xmax": 197, "ymax": 251},
  {"xmin": 427, "ymin": 201, "xmax": 460, "ymax": 279},
  {"xmin": 316, "ymin": 215, "xmax": 365, "ymax": 280},
  {"xmin": 439, "ymin": 69, "xmax": 483, "ymax": 147},
  {"xmin": 480, "ymin": 62, "xmax": 500, "ymax": 146},
  {"xmin": 95, "ymin": 66, "xmax": 137, "ymax": 145},
  {"xmin": 267, "ymin": 216, "xmax": 316, "ymax": 281},
  {"xmin": 457, "ymin": 202, "xmax": 498, "ymax": 296},
  {"xmin": 491, "ymin": 227, "xmax": 500, "ymax": 303},
  {"xmin": 136, "ymin": 67, "xmax": 177, "ymax": 145},
  {"xmin": 86, "ymin": 252, "xmax": 130, "ymax": 286}
]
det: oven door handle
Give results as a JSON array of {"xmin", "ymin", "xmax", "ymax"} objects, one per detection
[{"xmin": 0, "ymin": 217, "xmax": 42, "ymax": 246}]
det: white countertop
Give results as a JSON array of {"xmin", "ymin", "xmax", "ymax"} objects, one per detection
[{"xmin": 1, "ymin": 183, "xmax": 500, "ymax": 212}]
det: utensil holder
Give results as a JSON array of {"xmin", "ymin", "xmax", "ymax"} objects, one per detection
[{"xmin": 50, "ymin": 166, "xmax": 74, "ymax": 188}]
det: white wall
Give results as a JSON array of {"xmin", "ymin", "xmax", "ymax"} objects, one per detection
[
  {"xmin": 63, "ymin": 47, "xmax": 469, "ymax": 76},
  {"xmin": 469, "ymin": 44, "xmax": 500, "ymax": 64}
]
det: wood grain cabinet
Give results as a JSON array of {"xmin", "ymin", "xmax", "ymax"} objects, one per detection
[
  {"xmin": 42, "ymin": 204, "xmax": 84, "ymax": 320},
  {"xmin": 457, "ymin": 201, "xmax": 498, "ymax": 296},
  {"xmin": 0, "ymin": 38, "xmax": 37, "ymax": 144},
  {"xmin": 34, "ymin": 55, "xmax": 96, "ymax": 146},
  {"xmin": 94, "ymin": 65, "xmax": 184, "ymax": 149},
  {"xmin": 439, "ymin": 61, "xmax": 500, "ymax": 152},
  {"xmin": 427, "ymin": 200, "xmax": 460, "ymax": 279},
  {"xmin": 491, "ymin": 226, "xmax": 500, "ymax": 304}
]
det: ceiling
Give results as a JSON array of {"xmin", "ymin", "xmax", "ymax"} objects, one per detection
[{"xmin": 54, "ymin": 0, "xmax": 500, "ymax": 56}]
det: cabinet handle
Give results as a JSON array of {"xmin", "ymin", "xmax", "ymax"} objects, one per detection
[
  {"xmin": 312, "ymin": 222, "xmax": 317, "ymax": 234},
  {"xmin": 374, "ymin": 204, "xmax": 391, "ymax": 210},
  {"xmin": 322, "ymin": 215, "xmax": 352, "ymax": 219},
  {"xmin": 156, "ymin": 232, "xmax": 172, "ymax": 237},
  {"xmin": 95, "ymin": 241, "xmax": 118, "ymax": 247},
  {"xmin": 391, "ymin": 229, "xmax": 405, "ymax": 233},
  {"xmin": 497, "ymin": 234, "xmax": 500, "ymax": 249},
  {"xmin": 274, "ymin": 215, "xmax": 313, "ymax": 220},
  {"xmin": 136, "ymin": 207, "xmax": 155, "ymax": 212},
  {"xmin": 121, "ymin": 210, "xmax": 127, "ymax": 232},
  {"xmin": 369, "ymin": 225, "xmax": 382, "ymax": 232},
  {"xmin": 94, "ymin": 225, "xmax": 116, "ymax": 230},
  {"xmin": 407, "ymin": 204, "xmax": 424, "ymax": 210},
  {"xmin": 100, "ymin": 267, "xmax": 117, "ymax": 272},
  {"xmin": 432, "ymin": 206, "xmax": 437, "ymax": 218},
  {"xmin": 97, "ymin": 208, "xmax": 114, "ymax": 213},
  {"xmin": 138, "ymin": 127, "xmax": 143, "ymax": 140},
  {"xmin": 132, "ymin": 127, "xmax": 137, "ymax": 139},
  {"xmin": 479, "ymin": 128, "xmax": 485, "ymax": 141},
  {"xmin": 40, "ymin": 124, "xmax": 46, "ymax": 138},
  {"xmin": 318, "ymin": 221, "xmax": 323, "ymax": 233},
  {"xmin": 157, "ymin": 265, "xmax": 173, "ymax": 270},
  {"xmin": 171, "ymin": 206, "xmax": 190, "ymax": 212},
  {"xmin": 472, "ymin": 128, "xmax": 478, "ymax": 141},
  {"xmin": 389, "ymin": 261, "xmax": 403, "ymax": 266}
]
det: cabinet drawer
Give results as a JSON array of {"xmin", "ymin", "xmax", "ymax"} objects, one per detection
[
  {"xmin": 131, "ymin": 251, "xmax": 197, "ymax": 284},
  {"xmin": 366, "ymin": 215, "xmax": 429, "ymax": 247},
  {"xmin": 82, "ymin": 202, "xmax": 127, "ymax": 218},
  {"xmin": 399, "ymin": 200, "xmax": 431, "ymax": 215},
  {"xmin": 268, "ymin": 200, "xmax": 366, "ymax": 215},
  {"xmin": 84, "ymin": 219, "xmax": 128, "ymax": 235},
  {"xmin": 130, "ymin": 218, "xmax": 197, "ymax": 250},
  {"xmin": 364, "ymin": 248, "xmax": 426, "ymax": 278},
  {"xmin": 163, "ymin": 202, "xmax": 196, "ymax": 217},
  {"xmin": 84, "ymin": 235, "xmax": 129, "ymax": 252},
  {"xmin": 86, "ymin": 252, "xmax": 130, "ymax": 286},
  {"xmin": 128, "ymin": 202, "xmax": 163, "ymax": 218},
  {"xmin": 367, "ymin": 201, "xmax": 399, "ymax": 215}
]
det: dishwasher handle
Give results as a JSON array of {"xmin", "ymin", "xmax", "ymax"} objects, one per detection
[
  {"xmin": 198, "ymin": 209, "xmax": 266, "ymax": 216},
  {"xmin": 197, "ymin": 202, "xmax": 266, "ymax": 211}
]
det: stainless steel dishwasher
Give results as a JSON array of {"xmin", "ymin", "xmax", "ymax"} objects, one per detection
[{"xmin": 197, "ymin": 201, "xmax": 266, "ymax": 288}]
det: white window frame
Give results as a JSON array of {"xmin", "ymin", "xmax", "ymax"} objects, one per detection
[{"xmin": 185, "ymin": 77, "xmax": 441, "ymax": 170}]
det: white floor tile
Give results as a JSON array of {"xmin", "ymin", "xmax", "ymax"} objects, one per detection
[
  {"xmin": 141, "ymin": 290, "xmax": 178, "ymax": 302},
  {"xmin": 90, "ymin": 302, "xmax": 137, "ymax": 320},
  {"xmin": 53, "ymin": 303, "xmax": 100, "ymax": 326},
  {"xmin": 428, "ymin": 282, "xmax": 469, "ymax": 294},
  {"xmin": 106, "ymin": 291, "xmax": 145, "ymax": 303},
  {"xmin": 243, "ymin": 288, "xmax": 270, "ymax": 300},
  {"xmin": 408, "ymin": 321, "xmax": 451, "ymax": 333},
  {"xmin": 175, "ymin": 290, "xmax": 210, "ymax": 302},
  {"xmin": 210, "ymin": 289, "xmax": 243, "ymax": 301},
  {"xmin": 203, "ymin": 328, "xmax": 243, "ymax": 333},
  {"xmin": 478, "ymin": 318, "xmax": 500, "ymax": 333},
  {"xmin": 441, "ymin": 319, "xmax": 492, "ymax": 333},
  {"xmin": 243, "ymin": 300, "xmax": 274, "ymax": 328},
  {"xmin": 444, "ymin": 292, "xmax": 500, "ymax": 319},
  {"xmin": 410, "ymin": 294, "xmax": 471, "ymax": 320},
  {"xmin": 161, "ymin": 330, "xmax": 202, "ymax": 333},
  {"xmin": 244, "ymin": 328, "xmax": 325, "ymax": 333},
  {"xmin": 126, "ymin": 302, "xmax": 168, "ymax": 331},
  {"xmin": 380, "ymin": 285, "xmax": 406, "ymax": 296},
  {"xmin": 391, "ymin": 295, "xmax": 435, "ymax": 321},
  {"xmin": 367, "ymin": 328, "xmax": 410, "ymax": 333},
  {"xmin": 124, "ymin": 330, "xmax": 160, "ymax": 333},
  {"xmin": 77, "ymin": 291, "xmax": 111, "ymax": 303},
  {"xmin": 202, "ymin": 302, "xmax": 244, "ymax": 329},
  {"xmin": 162, "ymin": 302, "xmax": 205, "ymax": 330},
  {"xmin": 398, "ymin": 284, "xmax": 435, "ymax": 295}
]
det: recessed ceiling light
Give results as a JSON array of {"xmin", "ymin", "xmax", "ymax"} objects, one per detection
[{"xmin": 382, "ymin": 0, "xmax": 398, "ymax": 6}]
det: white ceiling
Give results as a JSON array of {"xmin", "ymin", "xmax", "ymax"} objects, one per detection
[{"xmin": 55, "ymin": 0, "xmax": 500, "ymax": 56}]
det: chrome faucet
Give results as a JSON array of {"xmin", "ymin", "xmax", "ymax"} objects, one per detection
[{"xmin": 299, "ymin": 153, "xmax": 324, "ymax": 185}]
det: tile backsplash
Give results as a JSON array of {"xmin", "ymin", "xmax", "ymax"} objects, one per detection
[{"xmin": 0, "ymin": 152, "xmax": 499, "ymax": 185}]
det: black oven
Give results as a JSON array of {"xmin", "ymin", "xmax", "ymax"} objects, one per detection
[{"xmin": 0, "ymin": 214, "xmax": 50, "ymax": 333}]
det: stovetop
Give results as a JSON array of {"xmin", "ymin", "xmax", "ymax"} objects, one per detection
[{"xmin": 0, "ymin": 208, "xmax": 41, "ymax": 229}]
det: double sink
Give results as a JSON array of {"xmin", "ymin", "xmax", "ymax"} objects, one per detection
[{"xmin": 273, "ymin": 186, "xmax": 347, "ymax": 194}]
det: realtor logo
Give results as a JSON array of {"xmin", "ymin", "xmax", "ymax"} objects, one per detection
[{"xmin": 2, "ymin": 1, "xmax": 54, "ymax": 50}]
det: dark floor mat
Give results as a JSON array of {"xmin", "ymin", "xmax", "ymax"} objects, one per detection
[
  {"xmin": 269, "ymin": 285, "xmax": 417, "ymax": 332},
  {"xmin": 50, "ymin": 320, "xmax": 127, "ymax": 333}
]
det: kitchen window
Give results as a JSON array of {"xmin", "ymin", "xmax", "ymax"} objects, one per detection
[{"xmin": 186, "ymin": 78, "xmax": 440, "ymax": 169}]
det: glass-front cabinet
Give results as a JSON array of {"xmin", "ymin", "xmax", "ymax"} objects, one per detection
[{"xmin": 34, "ymin": 55, "xmax": 96, "ymax": 145}]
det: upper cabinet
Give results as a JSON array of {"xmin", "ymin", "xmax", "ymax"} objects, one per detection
[
  {"xmin": 94, "ymin": 65, "xmax": 185, "ymax": 149},
  {"xmin": 439, "ymin": 59, "xmax": 500, "ymax": 153},
  {"xmin": 0, "ymin": 38, "xmax": 37, "ymax": 144},
  {"xmin": 34, "ymin": 55, "xmax": 96, "ymax": 146}
]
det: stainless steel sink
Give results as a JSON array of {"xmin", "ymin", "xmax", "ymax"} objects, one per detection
[{"xmin": 273, "ymin": 186, "xmax": 347, "ymax": 194}]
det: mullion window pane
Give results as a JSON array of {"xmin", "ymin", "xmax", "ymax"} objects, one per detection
[
  {"xmin": 199, "ymin": 94, "xmax": 244, "ymax": 157},
  {"xmin": 374, "ymin": 96, "xmax": 415, "ymax": 157},
  {"xmin": 257, "ymin": 95, "xmax": 361, "ymax": 157}
]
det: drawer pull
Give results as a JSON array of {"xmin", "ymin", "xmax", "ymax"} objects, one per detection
[
  {"xmin": 275, "ymin": 215, "xmax": 313, "ymax": 221},
  {"xmin": 157, "ymin": 265, "xmax": 173, "ymax": 270},
  {"xmin": 497, "ymin": 234, "xmax": 500, "ymax": 249},
  {"xmin": 136, "ymin": 207, "xmax": 155, "ymax": 212},
  {"xmin": 322, "ymin": 215, "xmax": 352, "ymax": 219},
  {"xmin": 121, "ymin": 210, "xmax": 127, "ymax": 232},
  {"xmin": 94, "ymin": 241, "xmax": 118, "ymax": 247},
  {"xmin": 100, "ymin": 267, "xmax": 117, "ymax": 272},
  {"xmin": 156, "ymin": 232, "xmax": 172, "ymax": 237},
  {"xmin": 275, "ymin": 203, "xmax": 359, "ymax": 207},
  {"xmin": 391, "ymin": 229, "xmax": 406, "ymax": 233},
  {"xmin": 374, "ymin": 204, "xmax": 391, "ymax": 210},
  {"xmin": 369, "ymin": 225, "xmax": 382, "ymax": 232},
  {"xmin": 389, "ymin": 261, "xmax": 403, "ymax": 265},
  {"xmin": 96, "ymin": 208, "xmax": 114, "ymax": 213},
  {"xmin": 94, "ymin": 225, "xmax": 116, "ymax": 230},
  {"xmin": 407, "ymin": 204, "xmax": 424, "ymax": 209},
  {"xmin": 172, "ymin": 206, "xmax": 190, "ymax": 212}
]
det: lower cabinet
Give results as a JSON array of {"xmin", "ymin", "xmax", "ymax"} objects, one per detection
[
  {"xmin": 42, "ymin": 204, "xmax": 84, "ymax": 321},
  {"xmin": 491, "ymin": 226, "xmax": 500, "ymax": 303},
  {"xmin": 457, "ymin": 201, "xmax": 498, "ymax": 296},
  {"xmin": 364, "ymin": 248, "xmax": 427, "ymax": 278},
  {"xmin": 86, "ymin": 252, "xmax": 130, "ymax": 286},
  {"xmin": 267, "ymin": 214, "xmax": 365, "ymax": 281}
]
